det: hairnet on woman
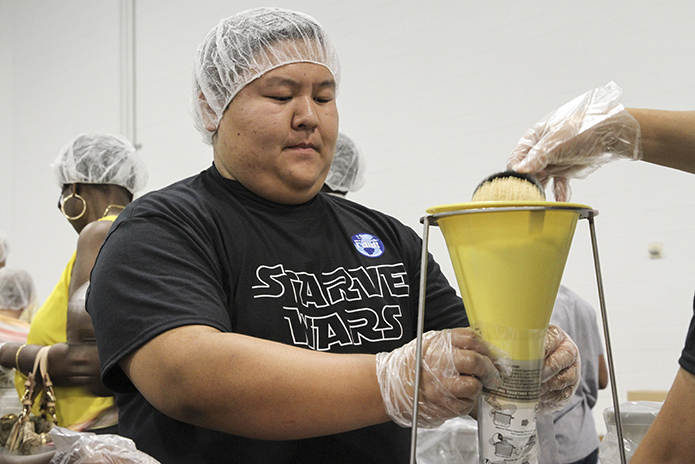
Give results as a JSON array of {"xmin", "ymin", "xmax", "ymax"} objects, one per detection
[
  {"xmin": 0, "ymin": 133, "xmax": 147, "ymax": 433},
  {"xmin": 53, "ymin": 133, "xmax": 147, "ymax": 196}
]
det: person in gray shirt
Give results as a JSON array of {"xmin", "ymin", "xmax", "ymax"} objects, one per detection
[{"xmin": 550, "ymin": 286, "xmax": 609, "ymax": 464}]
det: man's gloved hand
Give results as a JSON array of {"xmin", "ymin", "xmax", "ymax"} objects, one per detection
[
  {"xmin": 376, "ymin": 328, "xmax": 503, "ymax": 428},
  {"xmin": 507, "ymin": 81, "xmax": 642, "ymax": 201},
  {"xmin": 539, "ymin": 324, "xmax": 581, "ymax": 412}
]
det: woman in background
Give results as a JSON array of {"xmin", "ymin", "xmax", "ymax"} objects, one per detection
[
  {"xmin": 0, "ymin": 133, "xmax": 147, "ymax": 433},
  {"xmin": 0, "ymin": 267, "xmax": 35, "ymax": 332},
  {"xmin": 0, "ymin": 268, "xmax": 34, "ymax": 416}
]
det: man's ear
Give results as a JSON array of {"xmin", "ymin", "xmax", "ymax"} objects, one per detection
[{"xmin": 198, "ymin": 91, "xmax": 218, "ymax": 132}]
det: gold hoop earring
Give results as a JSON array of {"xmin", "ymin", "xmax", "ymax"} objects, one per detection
[{"xmin": 60, "ymin": 192, "xmax": 87, "ymax": 220}]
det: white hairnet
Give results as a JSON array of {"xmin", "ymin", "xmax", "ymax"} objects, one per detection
[
  {"xmin": 0, "ymin": 232, "xmax": 7, "ymax": 264},
  {"xmin": 191, "ymin": 7, "xmax": 341, "ymax": 144},
  {"xmin": 52, "ymin": 133, "xmax": 148, "ymax": 194},
  {"xmin": 325, "ymin": 132, "xmax": 366, "ymax": 193},
  {"xmin": 0, "ymin": 268, "xmax": 36, "ymax": 312}
]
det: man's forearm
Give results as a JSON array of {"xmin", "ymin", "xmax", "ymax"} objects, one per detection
[{"xmin": 122, "ymin": 325, "xmax": 390, "ymax": 440}]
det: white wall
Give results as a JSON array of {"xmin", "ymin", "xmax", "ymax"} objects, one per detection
[
  {"xmin": 0, "ymin": 1, "xmax": 12, "ymax": 235},
  {"xmin": 2, "ymin": 0, "xmax": 694, "ymax": 437}
]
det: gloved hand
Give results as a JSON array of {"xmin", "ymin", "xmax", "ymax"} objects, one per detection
[
  {"xmin": 539, "ymin": 324, "xmax": 581, "ymax": 412},
  {"xmin": 376, "ymin": 328, "xmax": 504, "ymax": 428},
  {"xmin": 507, "ymin": 81, "xmax": 642, "ymax": 201}
]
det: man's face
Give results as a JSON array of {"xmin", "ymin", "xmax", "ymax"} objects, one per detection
[{"xmin": 212, "ymin": 62, "xmax": 339, "ymax": 205}]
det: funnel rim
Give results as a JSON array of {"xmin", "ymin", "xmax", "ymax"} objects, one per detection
[{"xmin": 425, "ymin": 201, "xmax": 597, "ymax": 222}]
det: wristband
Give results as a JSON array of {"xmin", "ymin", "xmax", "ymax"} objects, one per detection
[{"xmin": 15, "ymin": 343, "xmax": 27, "ymax": 372}]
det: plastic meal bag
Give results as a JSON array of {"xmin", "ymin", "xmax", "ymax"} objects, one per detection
[{"xmin": 48, "ymin": 426, "xmax": 160, "ymax": 464}]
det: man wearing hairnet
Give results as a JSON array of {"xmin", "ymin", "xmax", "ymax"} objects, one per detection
[{"xmin": 87, "ymin": 8, "xmax": 580, "ymax": 463}]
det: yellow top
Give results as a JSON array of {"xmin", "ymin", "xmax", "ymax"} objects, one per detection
[{"xmin": 16, "ymin": 216, "xmax": 117, "ymax": 430}]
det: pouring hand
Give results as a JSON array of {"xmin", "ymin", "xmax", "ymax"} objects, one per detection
[{"xmin": 507, "ymin": 81, "xmax": 642, "ymax": 201}]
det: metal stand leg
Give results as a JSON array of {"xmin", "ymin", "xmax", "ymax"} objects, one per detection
[
  {"xmin": 588, "ymin": 216, "xmax": 627, "ymax": 464},
  {"xmin": 409, "ymin": 217, "xmax": 432, "ymax": 464}
]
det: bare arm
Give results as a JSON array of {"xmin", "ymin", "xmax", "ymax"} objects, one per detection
[
  {"xmin": 630, "ymin": 367, "xmax": 695, "ymax": 464},
  {"xmin": 627, "ymin": 109, "xmax": 695, "ymax": 174},
  {"xmin": 121, "ymin": 325, "xmax": 389, "ymax": 440},
  {"xmin": 64, "ymin": 288, "xmax": 112, "ymax": 396},
  {"xmin": 0, "ymin": 331, "xmax": 106, "ymax": 390},
  {"xmin": 0, "ymin": 341, "xmax": 96, "ymax": 387},
  {"xmin": 61, "ymin": 219, "xmax": 113, "ymax": 394},
  {"xmin": 69, "ymin": 220, "xmax": 112, "ymax": 299}
]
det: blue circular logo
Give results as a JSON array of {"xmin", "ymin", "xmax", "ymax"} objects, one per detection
[{"xmin": 352, "ymin": 233, "xmax": 385, "ymax": 258}]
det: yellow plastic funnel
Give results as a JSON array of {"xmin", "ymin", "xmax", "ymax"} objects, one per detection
[{"xmin": 426, "ymin": 201, "xmax": 590, "ymax": 361}]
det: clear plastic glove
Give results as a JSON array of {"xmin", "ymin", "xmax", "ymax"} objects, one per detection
[
  {"xmin": 507, "ymin": 81, "xmax": 642, "ymax": 201},
  {"xmin": 376, "ymin": 328, "xmax": 504, "ymax": 429},
  {"xmin": 539, "ymin": 324, "xmax": 581, "ymax": 412}
]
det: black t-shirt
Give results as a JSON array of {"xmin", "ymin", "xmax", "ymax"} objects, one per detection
[
  {"xmin": 678, "ymin": 292, "xmax": 695, "ymax": 376},
  {"xmin": 87, "ymin": 165, "xmax": 468, "ymax": 463}
]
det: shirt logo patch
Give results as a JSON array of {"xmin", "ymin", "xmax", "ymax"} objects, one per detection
[{"xmin": 352, "ymin": 233, "xmax": 385, "ymax": 258}]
